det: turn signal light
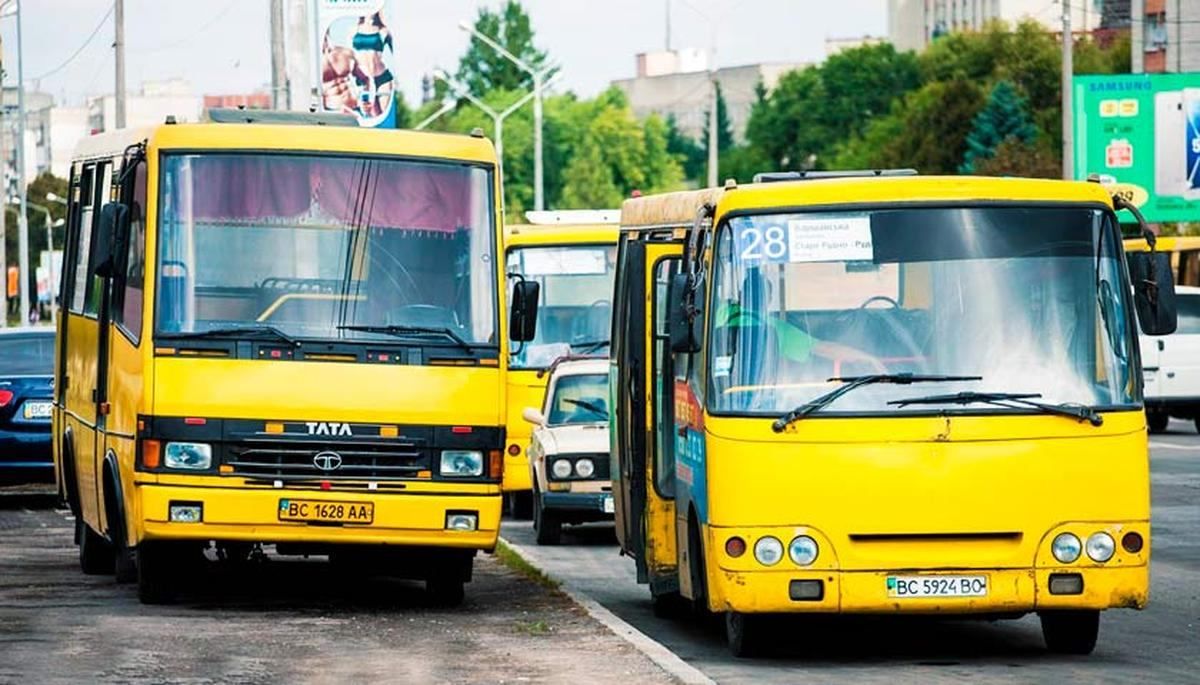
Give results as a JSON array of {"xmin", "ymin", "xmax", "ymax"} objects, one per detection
[
  {"xmin": 0, "ymin": 389, "xmax": 12, "ymax": 407},
  {"xmin": 725, "ymin": 536, "xmax": 746, "ymax": 558},
  {"xmin": 141, "ymin": 439, "xmax": 162, "ymax": 469},
  {"xmin": 1122, "ymin": 531, "xmax": 1144, "ymax": 553},
  {"xmin": 488, "ymin": 450, "xmax": 503, "ymax": 479}
]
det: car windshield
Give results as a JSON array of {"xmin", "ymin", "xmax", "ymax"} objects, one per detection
[
  {"xmin": 0, "ymin": 334, "xmax": 54, "ymax": 375},
  {"xmin": 1172, "ymin": 293, "xmax": 1200, "ymax": 334},
  {"xmin": 508, "ymin": 244, "xmax": 617, "ymax": 368},
  {"xmin": 155, "ymin": 153, "xmax": 497, "ymax": 344},
  {"xmin": 547, "ymin": 373, "xmax": 610, "ymax": 425},
  {"xmin": 708, "ymin": 206, "xmax": 1137, "ymax": 415}
]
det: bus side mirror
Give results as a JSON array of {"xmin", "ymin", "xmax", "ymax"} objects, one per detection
[
  {"xmin": 92, "ymin": 202, "xmax": 129, "ymax": 278},
  {"xmin": 668, "ymin": 272, "xmax": 701, "ymax": 354},
  {"xmin": 510, "ymin": 280, "xmax": 540, "ymax": 342},
  {"xmin": 1128, "ymin": 251, "xmax": 1178, "ymax": 336}
]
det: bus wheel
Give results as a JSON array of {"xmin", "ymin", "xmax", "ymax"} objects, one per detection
[
  {"xmin": 1039, "ymin": 610, "xmax": 1100, "ymax": 655},
  {"xmin": 725, "ymin": 611, "xmax": 767, "ymax": 658},
  {"xmin": 137, "ymin": 542, "xmax": 181, "ymax": 605},
  {"xmin": 509, "ymin": 492, "xmax": 533, "ymax": 520},
  {"xmin": 534, "ymin": 487, "xmax": 561, "ymax": 545},
  {"xmin": 651, "ymin": 589, "xmax": 685, "ymax": 618},
  {"xmin": 1147, "ymin": 410, "xmax": 1169, "ymax": 434},
  {"xmin": 78, "ymin": 519, "xmax": 115, "ymax": 576}
]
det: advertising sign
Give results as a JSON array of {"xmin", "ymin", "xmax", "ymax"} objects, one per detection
[
  {"xmin": 317, "ymin": 0, "xmax": 396, "ymax": 128},
  {"xmin": 1074, "ymin": 73, "xmax": 1200, "ymax": 223}
]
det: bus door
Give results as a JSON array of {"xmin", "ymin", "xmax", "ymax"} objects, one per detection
[{"xmin": 612, "ymin": 234, "xmax": 682, "ymax": 589}]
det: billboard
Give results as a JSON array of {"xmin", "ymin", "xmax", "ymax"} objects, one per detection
[
  {"xmin": 316, "ymin": 0, "xmax": 396, "ymax": 128},
  {"xmin": 1073, "ymin": 73, "xmax": 1200, "ymax": 223}
]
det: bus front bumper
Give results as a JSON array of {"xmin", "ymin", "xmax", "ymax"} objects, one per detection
[
  {"xmin": 710, "ymin": 565, "xmax": 1148, "ymax": 615},
  {"xmin": 136, "ymin": 484, "xmax": 501, "ymax": 550}
]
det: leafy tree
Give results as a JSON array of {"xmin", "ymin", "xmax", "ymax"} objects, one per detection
[
  {"xmin": 960, "ymin": 80, "xmax": 1038, "ymax": 173},
  {"xmin": 561, "ymin": 139, "xmax": 621, "ymax": 208},
  {"xmin": 973, "ymin": 137, "xmax": 1062, "ymax": 178},
  {"xmin": 392, "ymin": 92, "xmax": 412, "ymax": 129},
  {"xmin": 666, "ymin": 114, "xmax": 705, "ymax": 184},
  {"xmin": 455, "ymin": 1, "xmax": 552, "ymax": 96}
]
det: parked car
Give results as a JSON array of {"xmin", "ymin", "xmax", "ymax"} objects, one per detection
[
  {"xmin": 0, "ymin": 327, "xmax": 55, "ymax": 484},
  {"xmin": 521, "ymin": 358, "xmax": 612, "ymax": 545},
  {"xmin": 1142, "ymin": 285, "xmax": 1200, "ymax": 433}
]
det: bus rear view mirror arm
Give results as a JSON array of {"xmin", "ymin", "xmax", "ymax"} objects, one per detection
[
  {"xmin": 510, "ymin": 279, "xmax": 541, "ymax": 342},
  {"xmin": 1115, "ymin": 194, "xmax": 1178, "ymax": 336}
]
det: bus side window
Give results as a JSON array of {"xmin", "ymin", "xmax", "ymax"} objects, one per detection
[
  {"xmin": 68, "ymin": 165, "xmax": 97, "ymax": 314},
  {"xmin": 114, "ymin": 159, "xmax": 147, "ymax": 342},
  {"xmin": 82, "ymin": 162, "xmax": 113, "ymax": 317},
  {"xmin": 652, "ymin": 258, "xmax": 678, "ymax": 499}
]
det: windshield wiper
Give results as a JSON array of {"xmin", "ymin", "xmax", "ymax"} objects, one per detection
[
  {"xmin": 162, "ymin": 325, "xmax": 299, "ymax": 348},
  {"xmin": 563, "ymin": 398, "xmax": 609, "ymax": 418},
  {"xmin": 887, "ymin": 391, "xmax": 1103, "ymax": 427},
  {"xmin": 337, "ymin": 324, "xmax": 473, "ymax": 351},
  {"xmin": 572, "ymin": 339, "xmax": 610, "ymax": 353},
  {"xmin": 772, "ymin": 373, "xmax": 982, "ymax": 433}
]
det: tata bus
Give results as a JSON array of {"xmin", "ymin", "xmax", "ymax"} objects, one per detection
[
  {"xmin": 53, "ymin": 110, "xmax": 539, "ymax": 605},
  {"xmin": 502, "ymin": 211, "xmax": 618, "ymax": 517},
  {"xmin": 610, "ymin": 171, "xmax": 1177, "ymax": 656}
]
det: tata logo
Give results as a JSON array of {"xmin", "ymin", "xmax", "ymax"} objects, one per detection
[
  {"xmin": 306, "ymin": 422, "xmax": 352, "ymax": 436},
  {"xmin": 313, "ymin": 451, "xmax": 343, "ymax": 471}
]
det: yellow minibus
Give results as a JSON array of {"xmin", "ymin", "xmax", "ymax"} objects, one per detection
[
  {"xmin": 53, "ymin": 110, "xmax": 540, "ymax": 605},
  {"xmin": 610, "ymin": 171, "xmax": 1177, "ymax": 656}
]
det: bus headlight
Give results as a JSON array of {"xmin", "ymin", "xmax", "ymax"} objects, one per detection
[
  {"xmin": 1086, "ymin": 532, "xmax": 1115, "ymax": 562},
  {"xmin": 788, "ymin": 535, "xmax": 819, "ymax": 566},
  {"xmin": 1052, "ymin": 532, "xmax": 1082, "ymax": 563},
  {"xmin": 551, "ymin": 459, "xmax": 573, "ymax": 479},
  {"xmin": 440, "ymin": 450, "xmax": 483, "ymax": 477},
  {"xmin": 753, "ymin": 536, "xmax": 784, "ymax": 566},
  {"xmin": 163, "ymin": 442, "xmax": 212, "ymax": 470},
  {"xmin": 574, "ymin": 458, "xmax": 595, "ymax": 478}
]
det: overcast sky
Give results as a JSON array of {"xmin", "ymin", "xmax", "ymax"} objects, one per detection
[{"xmin": 1, "ymin": 1, "xmax": 887, "ymax": 107}]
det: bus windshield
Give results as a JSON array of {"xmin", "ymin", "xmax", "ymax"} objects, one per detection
[
  {"xmin": 708, "ymin": 206, "xmax": 1138, "ymax": 416},
  {"xmin": 508, "ymin": 244, "xmax": 617, "ymax": 368},
  {"xmin": 155, "ymin": 153, "xmax": 497, "ymax": 345}
]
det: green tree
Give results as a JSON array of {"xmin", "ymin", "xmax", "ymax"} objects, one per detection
[
  {"xmin": 392, "ymin": 92, "xmax": 412, "ymax": 129},
  {"xmin": 455, "ymin": 1, "xmax": 552, "ymax": 95},
  {"xmin": 960, "ymin": 80, "xmax": 1038, "ymax": 173},
  {"xmin": 666, "ymin": 114, "xmax": 705, "ymax": 184},
  {"xmin": 973, "ymin": 137, "xmax": 1062, "ymax": 178}
]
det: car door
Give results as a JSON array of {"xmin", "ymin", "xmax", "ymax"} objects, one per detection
[{"xmin": 1159, "ymin": 291, "xmax": 1200, "ymax": 401}]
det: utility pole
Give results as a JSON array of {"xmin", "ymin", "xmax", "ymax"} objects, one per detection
[
  {"xmin": 666, "ymin": 0, "xmax": 672, "ymax": 50},
  {"xmin": 707, "ymin": 77, "xmax": 718, "ymax": 187},
  {"xmin": 270, "ymin": 0, "xmax": 288, "ymax": 110},
  {"xmin": 15, "ymin": 0, "xmax": 29, "ymax": 324},
  {"xmin": 1062, "ymin": 0, "xmax": 1073, "ymax": 180},
  {"xmin": 115, "ymin": 0, "xmax": 126, "ymax": 128}
]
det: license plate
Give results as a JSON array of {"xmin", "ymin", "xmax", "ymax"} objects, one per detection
[
  {"xmin": 602, "ymin": 495, "xmax": 614, "ymax": 514},
  {"xmin": 887, "ymin": 574, "xmax": 988, "ymax": 598},
  {"xmin": 22, "ymin": 401, "xmax": 52, "ymax": 420},
  {"xmin": 278, "ymin": 499, "xmax": 374, "ymax": 524}
]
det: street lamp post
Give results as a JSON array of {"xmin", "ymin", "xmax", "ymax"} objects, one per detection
[
  {"xmin": 0, "ymin": 0, "xmax": 29, "ymax": 325},
  {"xmin": 679, "ymin": 0, "xmax": 731, "ymax": 188},
  {"xmin": 25, "ymin": 200, "xmax": 56, "ymax": 324},
  {"xmin": 457, "ymin": 21, "xmax": 557, "ymax": 211}
]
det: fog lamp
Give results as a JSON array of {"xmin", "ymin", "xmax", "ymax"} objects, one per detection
[
  {"xmin": 788, "ymin": 579, "xmax": 824, "ymax": 601},
  {"xmin": 168, "ymin": 502, "xmax": 203, "ymax": 523},
  {"xmin": 1048, "ymin": 572, "xmax": 1084, "ymax": 595},
  {"xmin": 445, "ymin": 512, "xmax": 478, "ymax": 531}
]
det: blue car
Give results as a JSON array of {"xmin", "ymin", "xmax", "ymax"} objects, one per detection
[{"xmin": 0, "ymin": 327, "xmax": 55, "ymax": 484}]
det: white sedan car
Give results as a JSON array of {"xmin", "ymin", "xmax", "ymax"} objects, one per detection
[
  {"xmin": 1142, "ymin": 285, "xmax": 1200, "ymax": 433},
  {"xmin": 521, "ymin": 358, "xmax": 613, "ymax": 545}
]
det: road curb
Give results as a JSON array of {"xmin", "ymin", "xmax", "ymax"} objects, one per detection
[{"xmin": 499, "ymin": 536, "xmax": 716, "ymax": 685}]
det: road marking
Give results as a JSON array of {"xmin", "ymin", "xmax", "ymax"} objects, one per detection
[
  {"xmin": 1151, "ymin": 441, "xmax": 1200, "ymax": 451},
  {"xmin": 500, "ymin": 536, "xmax": 715, "ymax": 685}
]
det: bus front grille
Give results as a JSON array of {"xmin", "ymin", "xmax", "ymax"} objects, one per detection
[{"xmin": 224, "ymin": 442, "xmax": 429, "ymax": 481}]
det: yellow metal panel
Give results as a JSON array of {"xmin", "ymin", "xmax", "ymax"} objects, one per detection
[
  {"xmin": 504, "ymin": 370, "xmax": 548, "ymax": 493},
  {"xmin": 504, "ymin": 223, "xmax": 620, "ymax": 248}
]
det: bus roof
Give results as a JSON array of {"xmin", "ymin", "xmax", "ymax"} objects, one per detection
[
  {"xmin": 504, "ymin": 222, "xmax": 620, "ymax": 248},
  {"xmin": 1123, "ymin": 235, "xmax": 1200, "ymax": 252},
  {"xmin": 620, "ymin": 176, "xmax": 1116, "ymax": 229},
  {"xmin": 72, "ymin": 122, "xmax": 498, "ymax": 166}
]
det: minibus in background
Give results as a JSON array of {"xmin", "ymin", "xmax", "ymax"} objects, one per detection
[
  {"xmin": 611, "ymin": 171, "xmax": 1176, "ymax": 657},
  {"xmin": 53, "ymin": 110, "xmax": 539, "ymax": 605},
  {"xmin": 502, "ymin": 211, "xmax": 618, "ymax": 517}
]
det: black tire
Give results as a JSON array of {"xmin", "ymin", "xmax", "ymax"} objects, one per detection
[
  {"xmin": 651, "ymin": 589, "xmax": 685, "ymax": 619},
  {"xmin": 103, "ymin": 476, "xmax": 137, "ymax": 584},
  {"xmin": 533, "ymin": 488, "xmax": 561, "ymax": 546},
  {"xmin": 426, "ymin": 577, "xmax": 466, "ymax": 608},
  {"xmin": 1147, "ymin": 410, "xmax": 1169, "ymax": 434},
  {"xmin": 510, "ymin": 491, "xmax": 534, "ymax": 520},
  {"xmin": 1194, "ymin": 416, "xmax": 1200, "ymax": 434},
  {"xmin": 725, "ymin": 611, "xmax": 767, "ymax": 658},
  {"xmin": 78, "ymin": 518, "xmax": 115, "ymax": 576},
  {"xmin": 137, "ymin": 542, "xmax": 180, "ymax": 605},
  {"xmin": 687, "ymin": 515, "xmax": 711, "ymax": 617},
  {"xmin": 1040, "ymin": 610, "xmax": 1100, "ymax": 655}
]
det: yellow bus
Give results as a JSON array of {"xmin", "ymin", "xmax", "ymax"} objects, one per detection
[
  {"xmin": 1123, "ymin": 234, "xmax": 1200, "ymax": 286},
  {"xmin": 53, "ymin": 110, "xmax": 539, "ymax": 605},
  {"xmin": 502, "ymin": 211, "xmax": 619, "ymax": 517},
  {"xmin": 610, "ymin": 172, "xmax": 1177, "ymax": 656}
]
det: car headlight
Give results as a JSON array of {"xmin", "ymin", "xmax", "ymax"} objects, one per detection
[
  {"xmin": 788, "ymin": 535, "xmax": 819, "ymax": 566},
  {"xmin": 574, "ymin": 458, "xmax": 595, "ymax": 478},
  {"xmin": 1086, "ymin": 532, "xmax": 1115, "ymax": 562},
  {"xmin": 163, "ymin": 442, "xmax": 212, "ymax": 470},
  {"xmin": 1052, "ymin": 532, "xmax": 1082, "ymax": 563},
  {"xmin": 440, "ymin": 450, "xmax": 483, "ymax": 477},
  {"xmin": 753, "ymin": 536, "xmax": 784, "ymax": 566},
  {"xmin": 551, "ymin": 459, "xmax": 573, "ymax": 479}
]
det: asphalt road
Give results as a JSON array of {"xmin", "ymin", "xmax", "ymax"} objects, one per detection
[{"xmin": 502, "ymin": 419, "xmax": 1200, "ymax": 684}]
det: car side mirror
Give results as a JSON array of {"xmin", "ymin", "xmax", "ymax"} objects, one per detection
[
  {"xmin": 1128, "ymin": 251, "xmax": 1178, "ymax": 336},
  {"xmin": 510, "ymin": 280, "xmax": 540, "ymax": 342},
  {"xmin": 92, "ymin": 202, "xmax": 129, "ymax": 278},
  {"xmin": 668, "ymin": 272, "xmax": 701, "ymax": 354},
  {"xmin": 522, "ymin": 407, "xmax": 547, "ymax": 427}
]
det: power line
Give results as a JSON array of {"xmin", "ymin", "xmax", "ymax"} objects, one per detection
[{"xmin": 31, "ymin": 4, "xmax": 115, "ymax": 81}]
